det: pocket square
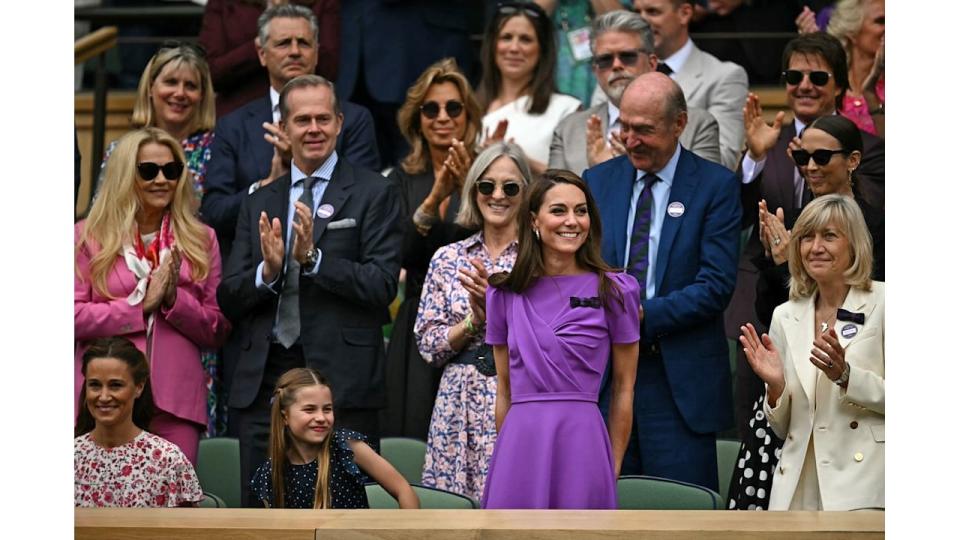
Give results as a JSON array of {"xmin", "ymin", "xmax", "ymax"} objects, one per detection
[{"xmin": 326, "ymin": 218, "xmax": 357, "ymax": 230}]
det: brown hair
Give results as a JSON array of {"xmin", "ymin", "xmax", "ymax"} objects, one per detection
[
  {"xmin": 75, "ymin": 337, "xmax": 154, "ymax": 437},
  {"xmin": 268, "ymin": 368, "xmax": 335, "ymax": 509},
  {"xmin": 397, "ymin": 58, "xmax": 482, "ymax": 175},
  {"xmin": 490, "ymin": 170, "xmax": 623, "ymax": 308}
]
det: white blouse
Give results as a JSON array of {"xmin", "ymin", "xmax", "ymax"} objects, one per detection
[{"xmin": 482, "ymin": 93, "xmax": 581, "ymax": 165}]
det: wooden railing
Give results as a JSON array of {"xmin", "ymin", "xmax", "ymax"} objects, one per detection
[{"xmin": 75, "ymin": 26, "xmax": 117, "ymax": 220}]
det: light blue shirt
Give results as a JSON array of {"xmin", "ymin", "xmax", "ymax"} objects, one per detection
[
  {"xmin": 255, "ymin": 151, "xmax": 339, "ymax": 290},
  {"xmin": 622, "ymin": 144, "xmax": 681, "ymax": 299}
]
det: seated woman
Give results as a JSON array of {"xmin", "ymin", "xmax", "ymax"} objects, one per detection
[
  {"xmin": 478, "ymin": 2, "xmax": 581, "ymax": 174},
  {"xmin": 740, "ymin": 194, "xmax": 884, "ymax": 510},
  {"xmin": 383, "ymin": 57, "xmax": 483, "ymax": 440},
  {"xmin": 75, "ymin": 337, "xmax": 203, "ymax": 508},
  {"xmin": 76, "ymin": 128, "xmax": 230, "ymax": 465}
]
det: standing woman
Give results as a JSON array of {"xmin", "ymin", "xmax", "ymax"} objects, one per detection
[
  {"xmin": 826, "ymin": 0, "xmax": 885, "ymax": 136},
  {"xmin": 740, "ymin": 194, "xmax": 884, "ymax": 510},
  {"xmin": 478, "ymin": 2, "xmax": 581, "ymax": 174},
  {"xmin": 98, "ymin": 44, "xmax": 225, "ymax": 435},
  {"xmin": 482, "ymin": 171, "xmax": 639, "ymax": 509},
  {"xmin": 76, "ymin": 128, "xmax": 230, "ymax": 465},
  {"xmin": 75, "ymin": 337, "xmax": 203, "ymax": 508},
  {"xmin": 415, "ymin": 143, "xmax": 532, "ymax": 502},
  {"xmin": 383, "ymin": 58, "xmax": 483, "ymax": 439}
]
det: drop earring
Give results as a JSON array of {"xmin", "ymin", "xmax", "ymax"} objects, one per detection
[{"xmin": 534, "ymin": 228, "xmax": 541, "ymax": 241}]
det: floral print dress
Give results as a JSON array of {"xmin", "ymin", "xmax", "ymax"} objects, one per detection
[
  {"xmin": 75, "ymin": 431, "xmax": 203, "ymax": 507},
  {"xmin": 414, "ymin": 231, "xmax": 517, "ymax": 501}
]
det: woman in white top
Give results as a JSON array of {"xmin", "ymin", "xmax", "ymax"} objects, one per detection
[{"xmin": 477, "ymin": 2, "xmax": 580, "ymax": 174}]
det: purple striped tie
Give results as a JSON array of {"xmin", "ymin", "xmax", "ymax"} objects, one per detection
[{"xmin": 627, "ymin": 173, "xmax": 660, "ymax": 298}]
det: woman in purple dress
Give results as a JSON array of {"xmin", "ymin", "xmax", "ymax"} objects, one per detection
[{"xmin": 482, "ymin": 170, "xmax": 640, "ymax": 509}]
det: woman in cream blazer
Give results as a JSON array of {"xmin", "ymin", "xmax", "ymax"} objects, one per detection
[{"xmin": 740, "ymin": 194, "xmax": 883, "ymax": 510}]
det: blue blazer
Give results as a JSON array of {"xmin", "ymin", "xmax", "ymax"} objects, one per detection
[
  {"xmin": 200, "ymin": 95, "xmax": 380, "ymax": 251},
  {"xmin": 584, "ymin": 149, "xmax": 741, "ymax": 433}
]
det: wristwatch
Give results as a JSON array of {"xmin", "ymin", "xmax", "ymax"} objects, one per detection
[
  {"xmin": 834, "ymin": 362, "xmax": 851, "ymax": 387},
  {"xmin": 303, "ymin": 246, "xmax": 319, "ymax": 268}
]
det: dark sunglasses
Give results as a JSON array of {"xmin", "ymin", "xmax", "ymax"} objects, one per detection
[
  {"xmin": 477, "ymin": 180, "xmax": 521, "ymax": 197},
  {"xmin": 782, "ymin": 69, "xmax": 832, "ymax": 86},
  {"xmin": 420, "ymin": 100, "xmax": 464, "ymax": 119},
  {"xmin": 791, "ymin": 149, "xmax": 846, "ymax": 167},
  {"xmin": 593, "ymin": 50, "xmax": 647, "ymax": 70},
  {"xmin": 137, "ymin": 161, "xmax": 184, "ymax": 181},
  {"xmin": 497, "ymin": 2, "xmax": 544, "ymax": 19}
]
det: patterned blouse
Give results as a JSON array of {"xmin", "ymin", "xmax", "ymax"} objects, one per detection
[
  {"xmin": 415, "ymin": 231, "xmax": 519, "ymax": 366},
  {"xmin": 75, "ymin": 431, "xmax": 203, "ymax": 507},
  {"xmin": 250, "ymin": 429, "xmax": 370, "ymax": 509}
]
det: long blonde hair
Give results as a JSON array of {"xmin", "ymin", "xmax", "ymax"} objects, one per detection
[
  {"xmin": 268, "ymin": 368, "xmax": 335, "ymax": 509},
  {"xmin": 77, "ymin": 128, "xmax": 211, "ymax": 297}
]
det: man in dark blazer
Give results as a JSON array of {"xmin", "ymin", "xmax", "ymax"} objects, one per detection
[
  {"xmin": 728, "ymin": 32, "xmax": 884, "ymax": 435},
  {"xmin": 584, "ymin": 72, "xmax": 740, "ymax": 492},
  {"xmin": 217, "ymin": 75, "xmax": 402, "ymax": 506},
  {"xmin": 201, "ymin": 4, "xmax": 380, "ymax": 261}
]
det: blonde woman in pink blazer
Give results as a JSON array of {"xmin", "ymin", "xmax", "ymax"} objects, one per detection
[{"xmin": 75, "ymin": 127, "xmax": 230, "ymax": 465}]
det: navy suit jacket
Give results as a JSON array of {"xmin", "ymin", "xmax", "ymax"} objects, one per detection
[
  {"xmin": 584, "ymin": 149, "xmax": 740, "ymax": 434},
  {"xmin": 217, "ymin": 159, "xmax": 402, "ymax": 410},
  {"xmin": 200, "ymin": 95, "xmax": 380, "ymax": 252}
]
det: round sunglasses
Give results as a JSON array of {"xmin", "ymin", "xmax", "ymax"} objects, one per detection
[
  {"xmin": 420, "ymin": 100, "xmax": 464, "ymax": 119},
  {"xmin": 137, "ymin": 161, "xmax": 184, "ymax": 181},
  {"xmin": 477, "ymin": 180, "xmax": 521, "ymax": 197},
  {"xmin": 782, "ymin": 69, "xmax": 832, "ymax": 87},
  {"xmin": 791, "ymin": 148, "xmax": 846, "ymax": 167}
]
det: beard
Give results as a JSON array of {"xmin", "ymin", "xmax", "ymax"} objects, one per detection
[{"xmin": 603, "ymin": 73, "xmax": 635, "ymax": 106}]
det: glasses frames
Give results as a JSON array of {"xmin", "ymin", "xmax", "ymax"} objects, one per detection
[
  {"xmin": 592, "ymin": 49, "xmax": 648, "ymax": 70},
  {"xmin": 420, "ymin": 100, "xmax": 465, "ymax": 119},
  {"xmin": 477, "ymin": 180, "xmax": 521, "ymax": 197},
  {"xmin": 497, "ymin": 2, "xmax": 544, "ymax": 19},
  {"xmin": 782, "ymin": 69, "xmax": 832, "ymax": 86},
  {"xmin": 791, "ymin": 148, "xmax": 846, "ymax": 167},
  {"xmin": 137, "ymin": 161, "xmax": 184, "ymax": 182}
]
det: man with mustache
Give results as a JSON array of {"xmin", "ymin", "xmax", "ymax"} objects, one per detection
[
  {"xmin": 549, "ymin": 10, "xmax": 721, "ymax": 176},
  {"xmin": 584, "ymin": 72, "xmax": 740, "ymax": 492},
  {"xmin": 202, "ymin": 4, "xmax": 380, "ymax": 263}
]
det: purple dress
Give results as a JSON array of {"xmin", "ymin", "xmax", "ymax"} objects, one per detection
[{"xmin": 482, "ymin": 272, "xmax": 640, "ymax": 509}]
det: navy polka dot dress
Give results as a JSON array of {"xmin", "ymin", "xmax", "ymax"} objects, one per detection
[{"xmin": 250, "ymin": 429, "xmax": 370, "ymax": 508}]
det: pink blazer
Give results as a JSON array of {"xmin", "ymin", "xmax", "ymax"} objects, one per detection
[{"xmin": 74, "ymin": 222, "xmax": 230, "ymax": 426}]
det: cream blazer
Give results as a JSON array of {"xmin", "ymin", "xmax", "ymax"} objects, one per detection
[{"xmin": 764, "ymin": 282, "xmax": 884, "ymax": 510}]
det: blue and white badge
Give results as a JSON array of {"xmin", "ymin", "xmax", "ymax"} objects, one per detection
[
  {"xmin": 667, "ymin": 202, "xmax": 685, "ymax": 218},
  {"xmin": 316, "ymin": 203, "xmax": 335, "ymax": 219},
  {"xmin": 841, "ymin": 323, "xmax": 858, "ymax": 339}
]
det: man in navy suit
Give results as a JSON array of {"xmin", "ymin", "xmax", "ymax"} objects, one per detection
[
  {"xmin": 584, "ymin": 72, "xmax": 740, "ymax": 491},
  {"xmin": 201, "ymin": 4, "xmax": 380, "ymax": 259}
]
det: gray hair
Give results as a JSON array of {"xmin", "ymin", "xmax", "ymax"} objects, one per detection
[
  {"xmin": 590, "ymin": 10, "xmax": 655, "ymax": 55},
  {"xmin": 456, "ymin": 142, "xmax": 533, "ymax": 230},
  {"xmin": 279, "ymin": 74, "xmax": 341, "ymax": 120},
  {"xmin": 257, "ymin": 4, "xmax": 319, "ymax": 47}
]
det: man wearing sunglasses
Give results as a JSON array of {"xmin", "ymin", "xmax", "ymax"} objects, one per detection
[
  {"xmin": 549, "ymin": 10, "xmax": 722, "ymax": 176},
  {"xmin": 218, "ymin": 74, "xmax": 403, "ymax": 507},
  {"xmin": 202, "ymin": 4, "xmax": 380, "ymax": 263},
  {"xmin": 633, "ymin": 0, "xmax": 748, "ymax": 171},
  {"xmin": 584, "ymin": 73, "xmax": 740, "ymax": 492},
  {"xmin": 727, "ymin": 32, "xmax": 884, "ymax": 438}
]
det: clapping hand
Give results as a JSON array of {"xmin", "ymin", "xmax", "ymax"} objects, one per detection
[
  {"xmin": 290, "ymin": 201, "xmax": 314, "ymax": 266},
  {"xmin": 743, "ymin": 93, "xmax": 784, "ymax": 161},
  {"xmin": 259, "ymin": 211, "xmax": 285, "ymax": 283},
  {"xmin": 759, "ymin": 200, "xmax": 790, "ymax": 265},
  {"xmin": 586, "ymin": 114, "xmax": 613, "ymax": 167},
  {"xmin": 795, "ymin": 5, "xmax": 818, "ymax": 34},
  {"xmin": 458, "ymin": 258, "xmax": 489, "ymax": 324},
  {"xmin": 810, "ymin": 327, "xmax": 847, "ymax": 384},
  {"xmin": 143, "ymin": 250, "xmax": 180, "ymax": 313},
  {"xmin": 482, "ymin": 119, "xmax": 510, "ymax": 149},
  {"xmin": 739, "ymin": 323, "xmax": 786, "ymax": 404}
]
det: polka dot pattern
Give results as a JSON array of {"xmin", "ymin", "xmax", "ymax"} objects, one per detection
[{"xmin": 727, "ymin": 395, "xmax": 784, "ymax": 510}]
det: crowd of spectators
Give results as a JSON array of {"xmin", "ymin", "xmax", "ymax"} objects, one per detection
[{"xmin": 75, "ymin": 0, "xmax": 884, "ymax": 512}]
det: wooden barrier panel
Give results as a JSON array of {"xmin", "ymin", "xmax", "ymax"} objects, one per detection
[{"xmin": 76, "ymin": 508, "xmax": 883, "ymax": 540}]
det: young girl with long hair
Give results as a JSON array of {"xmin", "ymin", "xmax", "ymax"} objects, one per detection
[{"xmin": 250, "ymin": 368, "xmax": 419, "ymax": 508}]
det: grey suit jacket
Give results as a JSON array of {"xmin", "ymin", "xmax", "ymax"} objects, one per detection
[
  {"xmin": 673, "ymin": 42, "xmax": 749, "ymax": 171},
  {"xmin": 548, "ymin": 101, "xmax": 722, "ymax": 176}
]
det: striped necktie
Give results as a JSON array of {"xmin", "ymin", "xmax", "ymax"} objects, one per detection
[{"xmin": 627, "ymin": 173, "xmax": 660, "ymax": 298}]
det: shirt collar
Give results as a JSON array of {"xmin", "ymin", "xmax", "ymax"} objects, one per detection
[
  {"xmin": 465, "ymin": 230, "xmax": 519, "ymax": 254},
  {"xmin": 607, "ymin": 101, "xmax": 620, "ymax": 127},
  {"xmin": 635, "ymin": 143, "xmax": 681, "ymax": 187},
  {"xmin": 662, "ymin": 37, "xmax": 693, "ymax": 75},
  {"xmin": 269, "ymin": 87, "xmax": 281, "ymax": 122},
  {"xmin": 793, "ymin": 109, "xmax": 838, "ymax": 136},
  {"xmin": 291, "ymin": 151, "xmax": 338, "ymax": 184}
]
